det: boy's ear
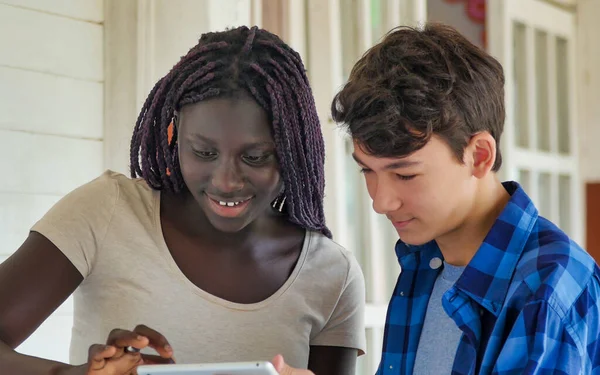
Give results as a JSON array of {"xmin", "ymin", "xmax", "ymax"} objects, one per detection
[{"xmin": 466, "ymin": 132, "xmax": 496, "ymax": 178}]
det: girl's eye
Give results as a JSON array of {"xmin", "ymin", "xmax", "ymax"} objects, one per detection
[
  {"xmin": 243, "ymin": 154, "xmax": 271, "ymax": 165},
  {"xmin": 194, "ymin": 150, "xmax": 217, "ymax": 159}
]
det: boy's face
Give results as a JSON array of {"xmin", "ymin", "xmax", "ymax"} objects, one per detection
[{"xmin": 352, "ymin": 135, "xmax": 479, "ymax": 246}]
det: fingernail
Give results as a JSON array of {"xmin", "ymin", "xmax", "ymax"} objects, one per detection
[
  {"xmin": 165, "ymin": 344, "xmax": 172, "ymax": 351},
  {"xmin": 137, "ymin": 335, "xmax": 145, "ymax": 340}
]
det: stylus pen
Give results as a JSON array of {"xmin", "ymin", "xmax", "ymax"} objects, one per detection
[{"xmin": 125, "ymin": 347, "xmax": 176, "ymax": 363}]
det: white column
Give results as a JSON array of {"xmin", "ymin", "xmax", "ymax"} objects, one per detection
[
  {"xmin": 577, "ymin": 0, "xmax": 600, "ymax": 184},
  {"xmin": 104, "ymin": 0, "xmax": 141, "ymax": 175},
  {"xmin": 576, "ymin": 0, "xmax": 600, "ymax": 245},
  {"xmin": 208, "ymin": 0, "xmax": 253, "ymax": 31},
  {"xmin": 402, "ymin": 0, "xmax": 427, "ymax": 27},
  {"xmin": 305, "ymin": 0, "xmax": 348, "ymax": 242},
  {"xmin": 285, "ymin": 0, "xmax": 308, "ymax": 61}
]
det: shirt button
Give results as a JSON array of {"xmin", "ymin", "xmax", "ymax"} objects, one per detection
[
  {"xmin": 429, "ymin": 257, "xmax": 442, "ymax": 269},
  {"xmin": 400, "ymin": 291, "xmax": 404, "ymax": 296},
  {"xmin": 390, "ymin": 365, "xmax": 393, "ymax": 369}
]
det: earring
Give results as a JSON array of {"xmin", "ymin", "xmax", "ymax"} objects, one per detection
[{"xmin": 272, "ymin": 195, "xmax": 286, "ymax": 213}]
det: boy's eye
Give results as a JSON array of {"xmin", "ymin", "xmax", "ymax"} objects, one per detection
[{"xmin": 397, "ymin": 174, "xmax": 416, "ymax": 181}]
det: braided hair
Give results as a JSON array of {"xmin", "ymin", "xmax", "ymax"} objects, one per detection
[{"xmin": 130, "ymin": 26, "xmax": 330, "ymax": 238}]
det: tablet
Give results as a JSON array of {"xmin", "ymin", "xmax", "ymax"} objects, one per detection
[{"xmin": 136, "ymin": 361, "xmax": 279, "ymax": 375}]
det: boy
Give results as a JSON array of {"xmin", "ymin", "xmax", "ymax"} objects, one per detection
[{"xmin": 277, "ymin": 23, "xmax": 600, "ymax": 374}]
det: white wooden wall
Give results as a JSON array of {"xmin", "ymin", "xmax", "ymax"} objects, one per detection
[{"xmin": 0, "ymin": 0, "xmax": 104, "ymax": 362}]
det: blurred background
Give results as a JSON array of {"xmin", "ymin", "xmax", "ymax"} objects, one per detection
[{"xmin": 0, "ymin": 0, "xmax": 598, "ymax": 374}]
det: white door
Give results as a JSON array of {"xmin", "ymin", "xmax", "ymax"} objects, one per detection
[{"xmin": 487, "ymin": 0, "xmax": 583, "ymax": 244}]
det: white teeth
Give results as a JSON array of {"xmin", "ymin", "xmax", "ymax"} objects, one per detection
[{"xmin": 218, "ymin": 200, "xmax": 243, "ymax": 207}]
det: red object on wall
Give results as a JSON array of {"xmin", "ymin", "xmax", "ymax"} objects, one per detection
[
  {"xmin": 587, "ymin": 183, "xmax": 600, "ymax": 263},
  {"xmin": 443, "ymin": 0, "xmax": 487, "ymax": 48},
  {"xmin": 466, "ymin": 0, "xmax": 485, "ymax": 23}
]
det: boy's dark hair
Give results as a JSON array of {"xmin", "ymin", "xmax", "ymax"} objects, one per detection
[
  {"xmin": 130, "ymin": 26, "xmax": 330, "ymax": 237},
  {"xmin": 331, "ymin": 23, "xmax": 505, "ymax": 171}
]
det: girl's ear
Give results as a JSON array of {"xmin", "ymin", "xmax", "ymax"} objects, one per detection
[{"xmin": 173, "ymin": 111, "xmax": 180, "ymax": 128}]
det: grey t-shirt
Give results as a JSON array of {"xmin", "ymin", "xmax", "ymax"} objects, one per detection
[
  {"xmin": 413, "ymin": 261, "xmax": 465, "ymax": 374},
  {"xmin": 32, "ymin": 170, "xmax": 367, "ymax": 369}
]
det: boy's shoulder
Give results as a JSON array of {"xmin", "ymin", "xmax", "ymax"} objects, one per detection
[{"xmin": 512, "ymin": 215, "xmax": 600, "ymax": 315}]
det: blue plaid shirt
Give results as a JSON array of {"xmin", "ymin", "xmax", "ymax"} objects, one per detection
[{"xmin": 377, "ymin": 182, "xmax": 600, "ymax": 374}]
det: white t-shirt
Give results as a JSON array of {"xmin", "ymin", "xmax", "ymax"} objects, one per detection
[{"xmin": 31, "ymin": 171, "xmax": 366, "ymax": 368}]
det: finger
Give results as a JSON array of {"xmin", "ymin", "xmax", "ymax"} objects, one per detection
[
  {"xmin": 271, "ymin": 355, "xmax": 314, "ymax": 375},
  {"xmin": 133, "ymin": 325, "xmax": 173, "ymax": 358},
  {"xmin": 88, "ymin": 344, "xmax": 116, "ymax": 370},
  {"xmin": 106, "ymin": 352, "xmax": 142, "ymax": 375},
  {"xmin": 272, "ymin": 355, "xmax": 285, "ymax": 373},
  {"xmin": 106, "ymin": 328, "xmax": 150, "ymax": 350},
  {"xmin": 140, "ymin": 353, "xmax": 176, "ymax": 365}
]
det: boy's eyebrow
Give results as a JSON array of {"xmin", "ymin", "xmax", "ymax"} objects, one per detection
[{"xmin": 352, "ymin": 153, "xmax": 421, "ymax": 169}]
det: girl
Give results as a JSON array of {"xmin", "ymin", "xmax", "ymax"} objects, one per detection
[{"xmin": 0, "ymin": 26, "xmax": 365, "ymax": 375}]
